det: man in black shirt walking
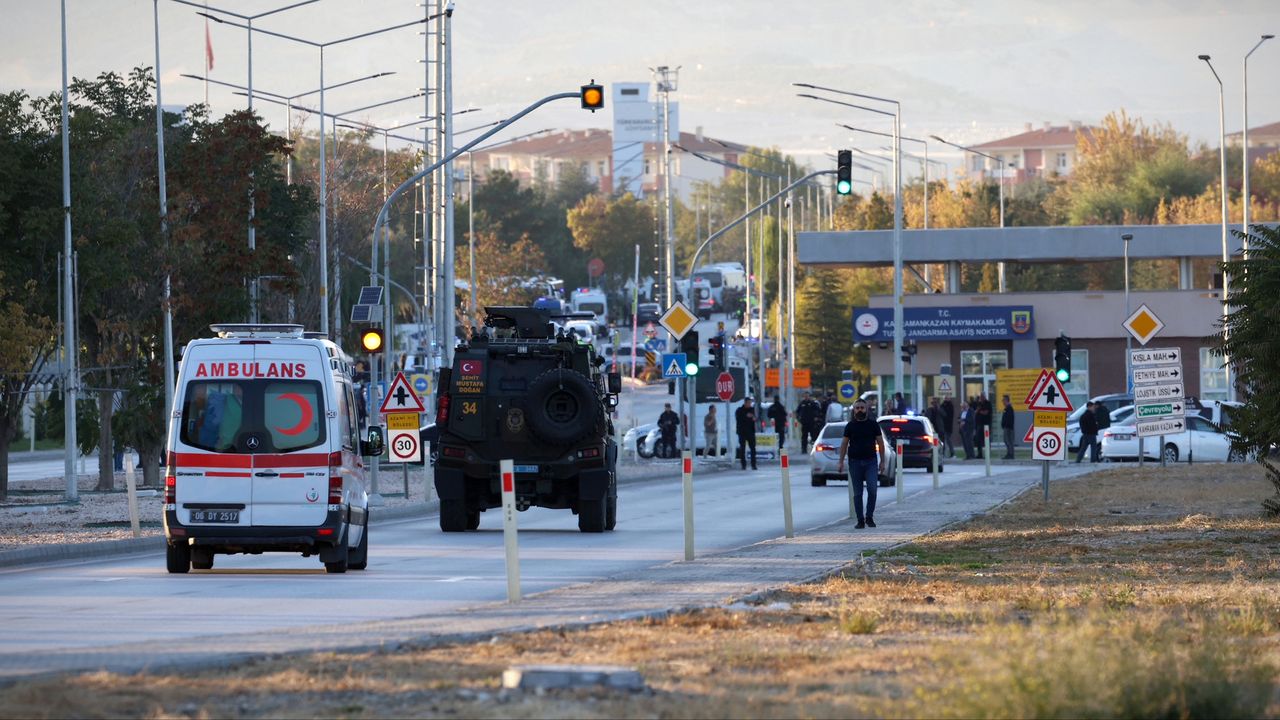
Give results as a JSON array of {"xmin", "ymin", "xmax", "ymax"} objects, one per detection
[
  {"xmin": 837, "ymin": 398, "xmax": 880, "ymax": 528},
  {"xmin": 735, "ymin": 397, "xmax": 758, "ymax": 470}
]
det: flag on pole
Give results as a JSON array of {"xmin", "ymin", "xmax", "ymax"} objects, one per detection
[{"xmin": 204, "ymin": 22, "xmax": 215, "ymax": 71}]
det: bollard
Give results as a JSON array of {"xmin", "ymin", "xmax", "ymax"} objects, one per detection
[
  {"xmin": 895, "ymin": 439, "xmax": 905, "ymax": 504},
  {"xmin": 682, "ymin": 451, "xmax": 694, "ymax": 561},
  {"xmin": 847, "ymin": 457, "xmax": 857, "ymax": 520},
  {"xmin": 931, "ymin": 443, "xmax": 939, "ymax": 490},
  {"xmin": 984, "ymin": 428, "xmax": 991, "ymax": 477},
  {"xmin": 780, "ymin": 450, "xmax": 794, "ymax": 538},
  {"xmin": 124, "ymin": 452, "xmax": 141, "ymax": 538},
  {"xmin": 499, "ymin": 459, "xmax": 520, "ymax": 603}
]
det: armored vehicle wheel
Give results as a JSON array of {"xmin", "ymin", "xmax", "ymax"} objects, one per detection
[
  {"xmin": 578, "ymin": 497, "xmax": 607, "ymax": 533},
  {"xmin": 527, "ymin": 369, "xmax": 601, "ymax": 445},
  {"xmin": 166, "ymin": 542, "xmax": 191, "ymax": 574},
  {"xmin": 440, "ymin": 499, "xmax": 469, "ymax": 532},
  {"xmin": 811, "ymin": 476, "xmax": 827, "ymax": 487},
  {"xmin": 605, "ymin": 495, "xmax": 617, "ymax": 531},
  {"xmin": 467, "ymin": 509, "xmax": 481, "ymax": 530}
]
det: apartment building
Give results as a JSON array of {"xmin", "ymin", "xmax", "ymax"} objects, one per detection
[{"xmin": 966, "ymin": 121, "xmax": 1095, "ymax": 184}]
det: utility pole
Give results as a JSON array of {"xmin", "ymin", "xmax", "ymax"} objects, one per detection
[
  {"xmin": 441, "ymin": 3, "xmax": 456, "ymax": 368},
  {"xmin": 654, "ymin": 65, "xmax": 679, "ymax": 346},
  {"xmin": 59, "ymin": 0, "xmax": 78, "ymax": 503}
]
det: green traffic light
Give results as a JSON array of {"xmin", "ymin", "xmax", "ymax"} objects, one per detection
[
  {"xmin": 685, "ymin": 362, "xmax": 700, "ymax": 376},
  {"xmin": 1056, "ymin": 368, "xmax": 1070, "ymax": 382},
  {"xmin": 837, "ymin": 180, "xmax": 852, "ymax": 195}
]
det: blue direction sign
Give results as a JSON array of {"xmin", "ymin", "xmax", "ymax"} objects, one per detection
[
  {"xmin": 661, "ymin": 353, "xmax": 687, "ymax": 378},
  {"xmin": 838, "ymin": 380, "xmax": 856, "ymax": 401},
  {"xmin": 645, "ymin": 337, "xmax": 666, "ymax": 353}
]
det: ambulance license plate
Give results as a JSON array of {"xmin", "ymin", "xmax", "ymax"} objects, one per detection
[
  {"xmin": 190, "ymin": 509, "xmax": 239, "ymax": 523},
  {"xmin": 513, "ymin": 465, "xmax": 538, "ymax": 474}
]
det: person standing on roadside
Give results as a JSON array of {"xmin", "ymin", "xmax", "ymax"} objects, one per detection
[
  {"xmin": 836, "ymin": 398, "xmax": 880, "ymax": 529},
  {"xmin": 796, "ymin": 392, "xmax": 822, "ymax": 448},
  {"xmin": 1092, "ymin": 402, "xmax": 1111, "ymax": 462},
  {"xmin": 657, "ymin": 403, "xmax": 679, "ymax": 459},
  {"xmin": 975, "ymin": 393, "xmax": 993, "ymax": 458},
  {"xmin": 925, "ymin": 397, "xmax": 945, "ymax": 443},
  {"xmin": 704, "ymin": 405, "xmax": 719, "ymax": 459},
  {"xmin": 941, "ymin": 396, "xmax": 956, "ymax": 458},
  {"xmin": 735, "ymin": 397, "xmax": 758, "ymax": 470},
  {"xmin": 768, "ymin": 394, "xmax": 788, "ymax": 449},
  {"xmin": 1001, "ymin": 395, "xmax": 1016, "ymax": 460},
  {"xmin": 959, "ymin": 400, "xmax": 976, "ymax": 459},
  {"xmin": 1076, "ymin": 401, "xmax": 1099, "ymax": 463}
]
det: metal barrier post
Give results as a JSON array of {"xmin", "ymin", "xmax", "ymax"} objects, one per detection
[
  {"xmin": 682, "ymin": 450, "xmax": 695, "ymax": 561},
  {"xmin": 984, "ymin": 427, "xmax": 991, "ymax": 477},
  {"xmin": 895, "ymin": 439, "xmax": 905, "ymax": 504},
  {"xmin": 932, "ymin": 443, "xmax": 939, "ymax": 490},
  {"xmin": 499, "ymin": 459, "xmax": 520, "ymax": 603},
  {"xmin": 124, "ymin": 453, "xmax": 140, "ymax": 538},
  {"xmin": 780, "ymin": 450, "xmax": 794, "ymax": 538}
]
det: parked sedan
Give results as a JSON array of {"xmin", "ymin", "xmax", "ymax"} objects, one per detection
[
  {"xmin": 809, "ymin": 421, "xmax": 897, "ymax": 487},
  {"xmin": 636, "ymin": 303, "xmax": 662, "ymax": 325},
  {"xmin": 622, "ymin": 422, "xmax": 657, "ymax": 459},
  {"xmin": 1067, "ymin": 405, "xmax": 1137, "ymax": 450},
  {"xmin": 1100, "ymin": 414, "xmax": 1249, "ymax": 463},
  {"xmin": 877, "ymin": 415, "xmax": 944, "ymax": 472},
  {"xmin": 1066, "ymin": 394, "xmax": 1134, "ymax": 449}
]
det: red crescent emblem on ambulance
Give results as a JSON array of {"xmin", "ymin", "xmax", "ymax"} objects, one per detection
[{"xmin": 273, "ymin": 393, "xmax": 314, "ymax": 436}]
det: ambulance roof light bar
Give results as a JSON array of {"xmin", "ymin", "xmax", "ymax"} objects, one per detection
[{"xmin": 210, "ymin": 324, "xmax": 306, "ymax": 339}]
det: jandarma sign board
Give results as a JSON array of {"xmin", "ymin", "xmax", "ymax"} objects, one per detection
[{"xmin": 852, "ymin": 306, "xmax": 1036, "ymax": 342}]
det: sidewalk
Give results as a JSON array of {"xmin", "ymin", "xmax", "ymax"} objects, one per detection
[{"xmin": 0, "ymin": 463, "xmax": 1097, "ymax": 680}]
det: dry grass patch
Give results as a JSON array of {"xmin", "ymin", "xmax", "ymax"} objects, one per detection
[{"xmin": 4, "ymin": 463, "xmax": 1280, "ymax": 718}]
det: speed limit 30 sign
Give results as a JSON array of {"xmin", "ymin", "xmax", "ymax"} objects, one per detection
[
  {"xmin": 1032, "ymin": 427, "xmax": 1066, "ymax": 461},
  {"xmin": 388, "ymin": 428, "xmax": 421, "ymax": 463}
]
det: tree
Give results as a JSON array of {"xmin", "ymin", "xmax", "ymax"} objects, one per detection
[
  {"xmin": 793, "ymin": 269, "xmax": 853, "ymax": 391},
  {"xmin": 1216, "ymin": 225, "xmax": 1280, "ymax": 513},
  {"xmin": 0, "ymin": 276, "xmax": 53, "ymax": 501},
  {"xmin": 566, "ymin": 192, "xmax": 654, "ymax": 284},
  {"xmin": 456, "ymin": 231, "xmax": 549, "ymax": 325}
]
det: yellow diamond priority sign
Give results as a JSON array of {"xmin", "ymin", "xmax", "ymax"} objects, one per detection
[
  {"xmin": 659, "ymin": 301, "xmax": 698, "ymax": 341},
  {"xmin": 1123, "ymin": 303, "xmax": 1165, "ymax": 346}
]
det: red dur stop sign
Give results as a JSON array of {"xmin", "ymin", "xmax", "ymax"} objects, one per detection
[{"xmin": 716, "ymin": 372, "xmax": 735, "ymax": 402}]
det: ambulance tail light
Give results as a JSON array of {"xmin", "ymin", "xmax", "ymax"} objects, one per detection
[
  {"xmin": 164, "ymin": 474, "xmax": 176, "ymax": 506},
  {"xmin": 328, "ymin": 451, "xmax": 344, "ymax": 503}
]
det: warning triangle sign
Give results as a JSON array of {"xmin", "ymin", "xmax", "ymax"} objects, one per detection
[
  {"xmin": 665, "ymin": 358, "xmax": 685, "ymax": 377},
  {"xmin": 938, "ymin": 377, "xmax": 953, "ymax": 394},
  {"xmin": 1023, "ymin": 425, "xmax": 1035, "ymax": 443},
  {"xmin": 1023, "ymin": 369, "xmax": 1051, "ymax": 407},
  {"xmin": 1027, "ymin": 371, "xmax": 1074, "ymax": 412},
  {"xmin": 380, "ymin": 371, "xmax": 427, "ymax": 414}
]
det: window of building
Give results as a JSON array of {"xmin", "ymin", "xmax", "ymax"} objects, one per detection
[
  {"xmin": 960, "ymin": 350, "xmax": 1008, "ymax": 402},
  {"xmin": 1062, "ymin": 349, "xmax": 1089, "ymax": 409},
  {"xmin": 1007, "ymin": 155, "xmax": 1018, "ymax": 169},
  {"xmin": 493, "ymin": 156, "xmax": 509, "ymax": 171},
  {"xmin": 597, "ymin": 160, "xmax": 606, "ymax": 177},
  {"xmin": 971, "ymin": 155, "xmax": 984, "ymax": 172},
  {"xmin": 1056, "ymin": 152, "xmax": 1068, "ymax": 169},
  {"xmin": 643, "ymin": 159, "xmax": 652, "ymax": 176},
  {"xmin": 1199, "ymin": 347, "xmax": 1229, "ymax": 401}
]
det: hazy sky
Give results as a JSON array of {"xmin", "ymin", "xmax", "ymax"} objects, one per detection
[{"xmin": 3, "ymin": 0, "xmax": 1279, "ymax": 173}]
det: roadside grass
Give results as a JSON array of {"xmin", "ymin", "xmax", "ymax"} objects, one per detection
[{"xmin": 2, "ymin": 463, "xmax": 1278, "ymax": 718}]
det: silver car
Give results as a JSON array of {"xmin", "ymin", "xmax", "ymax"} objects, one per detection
[{"xmin": 809, "ymin": 421, "xmax": 897, "ymax": 487}]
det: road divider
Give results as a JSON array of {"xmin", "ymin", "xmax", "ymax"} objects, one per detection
[{"xmin": 500, "ymin": 459, "xmax": 520, "ymax": 603}]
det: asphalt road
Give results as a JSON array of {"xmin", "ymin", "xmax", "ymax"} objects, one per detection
[{"xmin": 0, "ymin": 458, "xmax": 1021, "ymax": 660}]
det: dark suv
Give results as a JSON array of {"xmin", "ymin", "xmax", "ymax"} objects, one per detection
[
  {"xmin": 433, "ymin": 307, "xmax": 622, "ymax": 533},
  {"xmin": 876, "ymin": 415, "xmax": 944, "ymax": 473}
]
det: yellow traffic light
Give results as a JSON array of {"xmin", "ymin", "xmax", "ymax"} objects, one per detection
[
  {"xmin": 360, "ymin": 328, "xmax": 384, "ymax": 353},
  {"xmin": 581, "ymin": 81, "xmax": 604, "ymax": 112}
]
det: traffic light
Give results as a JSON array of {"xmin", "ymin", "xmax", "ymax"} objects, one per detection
[
  {"xmin": 836, "ymin": 149, "xmax": 853, "ymax": 195},
  {"xmin": 580, "ymin": 81, "xmax": 604, "ymax": 112},
  {"xmin": 708, "ymin": 335, "xmax": 725, "ymax": 369},
  {"xmin": 900, "ymin": 339, "xmax": 917, "ymax": 364},
  {"xmin": 360, "ymin": 327, "xmax": 384, "ymax": 354},
  {"xmin": 1054, "ymin": 334, "xmax": 1072, "ymax": 383},
  {"xmin": 681, "ymin": 330, "xmax": 700, "ymax": 375}
]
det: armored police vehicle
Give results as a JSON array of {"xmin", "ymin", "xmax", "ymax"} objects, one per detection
[{"xmin": 433, "ymin": 306, "xmax": 622, "ymax": 533}]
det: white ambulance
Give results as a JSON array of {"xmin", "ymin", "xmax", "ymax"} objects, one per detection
[{"xmin": 164, "ymin": 324, "xmax": 381, "ymax": 574}]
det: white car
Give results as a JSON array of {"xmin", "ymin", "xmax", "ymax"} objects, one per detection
[
  {"xmin": 1100, "ymin": 414, "xmax": 1249, "ymax": 463},
  {"xmin": 809, "ymin": 421, "xmax": 896, "ymax": 487},
  {"xmin": 622, "ymin": 422, "xmax": 657, "ymax": 459},
  {"xmin": 562, "ymin": 319, "xmax": 597, "ymax": 342},
  {"xmin": 1068, "ymin": 405, "xmax": 1136, "ymax": 449},
  {"xmin": 641, "ymin": 421, "xmax": 732, "ymax": 459}
]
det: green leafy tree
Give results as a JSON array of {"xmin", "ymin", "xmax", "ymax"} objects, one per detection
[
  {"xmin": 1216, "ymin": 225, "xmax": 1280, "ymax": 513},
  {"xmin": 566, "ymin": 192, "xmax": 655, "ymax": 285},
  {"xmin": 794, "ymin": 269, "xmax": 853, "ymax": 391}
]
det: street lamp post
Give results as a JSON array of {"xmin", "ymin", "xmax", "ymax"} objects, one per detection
[
  {"xmin": 152, "ymin": 0, "xmax": 175, "ymax": 455},
  {"xmin": 192, "ymin": 10, "xmax": 431, "ymax": 336},
  {"xmin": 1200, "ymin": 54, "xmax": 1234, "ymax": 402},
  {"xmin": 1243, "ymin": 35, "xmax": 1275, "ymax": 255},
  {"xmin": 796, "ymin": 86, "xmax": 905, "ymax": 403},
  {"xmin": 1122, "ymin": 233, "xmax": 1133, "ymax": 384},
  {"xmin": 180, "ymin": 0, "xmax": 318, "ymax": 322}
]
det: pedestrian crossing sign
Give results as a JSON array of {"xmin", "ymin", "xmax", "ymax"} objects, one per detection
[{"xmin": 661, "ymin": 352, "xmax": 687, "ymax": 378}]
